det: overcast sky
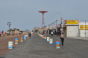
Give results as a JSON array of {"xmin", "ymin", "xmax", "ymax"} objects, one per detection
[{"xmin": 0, "ymin": 0, "xmax": 88, "ymax": 31}]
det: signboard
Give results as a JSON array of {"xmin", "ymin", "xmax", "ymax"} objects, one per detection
[
  {"xmin": 80, "ymin": 25, "xmax": 88, "ymax": 30},
  {"xmin": 65, "ymin": 20, "xmax": 79, "ymax": 24}
]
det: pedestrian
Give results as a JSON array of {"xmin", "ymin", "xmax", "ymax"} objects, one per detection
[
  {"xmin": 60, "ymin": 33, "xmax": 64, "ymax": 47},
  {"xmin": 28, "ymin": 32, "xmax": 31, "ymax": 38},
  {"xmin": 51, "ymin": 31, "xmax": 54, "ymax": 36},
  {"xmin": 0, "ymin": 32, "xmax": 1, "ymax": 37}
]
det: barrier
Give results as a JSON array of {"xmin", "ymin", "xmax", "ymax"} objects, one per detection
[
  {"xmin": 20, "ymin": 37, "xmax": 23, "ymax": 42},
  {"xmin": 18, "ymin": 35, "xmax": 23, "ymax": 42},
  {"xmin": 49, "ymin": 38, "xmax": 53, "ymax": 44},
  {"xmin": 15, "ymin": 38, "xmax": 19, "ymax": 44},
  {"xmin": 25, "ymin": 35, "xmax": 28, "ymax": 39},
  {"xmin": 56, "ymin": 41, "xmax": 61, "ymax": 49},
  {"xmin": 47, "ymin": 37, "xmax": 50, "ymax": 42},
  {"xmin": 23, "ymin": 35, "xmax": 28, "ymax": 40},
  {"xmin": 8, "ymin": 41, "xmax": 13, "ymax": 49},
  {"xmin": 23, "ymin": 35, "xmax": 26, "ymax": 40}
]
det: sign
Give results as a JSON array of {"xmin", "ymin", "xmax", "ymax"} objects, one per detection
[
  {"xmin": 65, "ymin": 20, "xmax": 79, "ymax": 24},
  {"xmin": 80, "ymin": 25, "xmax": 88, "ymax": 30}
]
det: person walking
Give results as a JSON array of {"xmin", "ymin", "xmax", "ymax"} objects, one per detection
[
  {"xmin": 60, "ymin": 33, "xmax": 64, "ymax": 47},
  {"xmin": 51, "ymin": 31, "xmax": 54, "ymax": 36},
  {"xmin": 28, "ymin": 32, "xmax": 31, "ymax": 39}
]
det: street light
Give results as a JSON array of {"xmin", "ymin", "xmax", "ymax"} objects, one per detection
[
  {"xmin": 85, "ymin": 20, "xmax": 86, "ymax": 39},
  {"xmin": 7, "ymin": 22, "xmax": 11, "ymax": 34},
  {"xmin": 60, "ymin": 17, "xmax": 64, "ymax": 34}
]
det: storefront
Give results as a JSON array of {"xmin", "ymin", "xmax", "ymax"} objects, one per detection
[
  {"xmin": 65, "ymin": 20, "xmax": 79, "ymax": 37},
  {"xmin": 79, "ymin": 22, "xmax": 88, "ymax": 37}
]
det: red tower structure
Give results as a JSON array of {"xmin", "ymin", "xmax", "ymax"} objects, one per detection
[{"xmin": 39, "ymin": 11, "xmax": 48, "ymax": 27}]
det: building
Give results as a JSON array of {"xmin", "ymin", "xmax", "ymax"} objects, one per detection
[
  {"xmin": 65, "ymin": 20, "xmax": 79, "ymax": 37},
  {"xmin": 79, "ymin": 22, "xmax": 88, "ymax": 37}
]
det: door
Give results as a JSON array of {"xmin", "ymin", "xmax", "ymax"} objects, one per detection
[{"xmin": 66, "ymin": 26, "xmax": 79, "ymax": 37}]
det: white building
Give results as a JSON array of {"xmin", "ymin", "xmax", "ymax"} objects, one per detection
[
  {"xmin": 65, "ymin": 20, "xmax": 79, "ymax": 37},
  {"xmin": 79, "ymin": 22, "xmax": 88, "ymax": 37}
]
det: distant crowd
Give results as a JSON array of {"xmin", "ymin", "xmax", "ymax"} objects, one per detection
[
  {"xmin": 34, "ymin": 27, "xmax": 64, "ymax": 36},
  {"xmin": 0, "ymin": 30, "xmax": 33, "ymax": 38}
]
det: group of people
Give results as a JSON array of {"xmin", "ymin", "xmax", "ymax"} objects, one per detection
[
  {"xmin": 0, "ymin": 30, "xmax": 6, "ymax": 37},
  {"xmin": 34, "ymin": 28, "xmax": 65, "ymax": 47},
  {"xmin": 47, "ymin": 28, "xmax": 65, "ymax": 47}
]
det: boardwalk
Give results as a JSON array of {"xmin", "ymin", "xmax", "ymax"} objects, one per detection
[{"xmin": 2, "ymin": 34, "xmax": 88, "ymax": 58}]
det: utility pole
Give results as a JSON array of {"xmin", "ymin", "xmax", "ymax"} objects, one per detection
[
  {"xmin": 56, "ymin": 20, "xmax": 58, "ymax": 27},
  {"xmin": 60, "ymin": 17, "xmax": 64, "ymax": 34},
  {"xmin": 7, "ymin": 22, "xmax": 11, "ymax": 34},
  {"xmin": 85, "ymin": 20, "xmax": 86, "ymax": 39}
]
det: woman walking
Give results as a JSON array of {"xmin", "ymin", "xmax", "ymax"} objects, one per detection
[{"xmin": 60, "ymin": 33, "xmax": 64, "ymax": 47}]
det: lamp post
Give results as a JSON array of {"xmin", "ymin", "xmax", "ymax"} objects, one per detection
[
  {"xmin": 85, "ymin": 20, "xmax": 86, "ymax": 39},
  {"xmin": 56, "ymin": 20, "xmax": 58, "ymax": 27},
  {"xmin": 7, "ymin": 22, "xmax": 11, "ymax": 34},
  {"xmin": 60, "ymin": 17, "xmax": 64, "ymax": 34},
  {"xmin": 39, "ymin": 11, "xmax": 48, "ymax": 27}
]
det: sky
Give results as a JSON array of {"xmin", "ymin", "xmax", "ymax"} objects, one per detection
[{"xmin": 0, "ymin": 0, "xmax": 88, "ymax": 31}]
